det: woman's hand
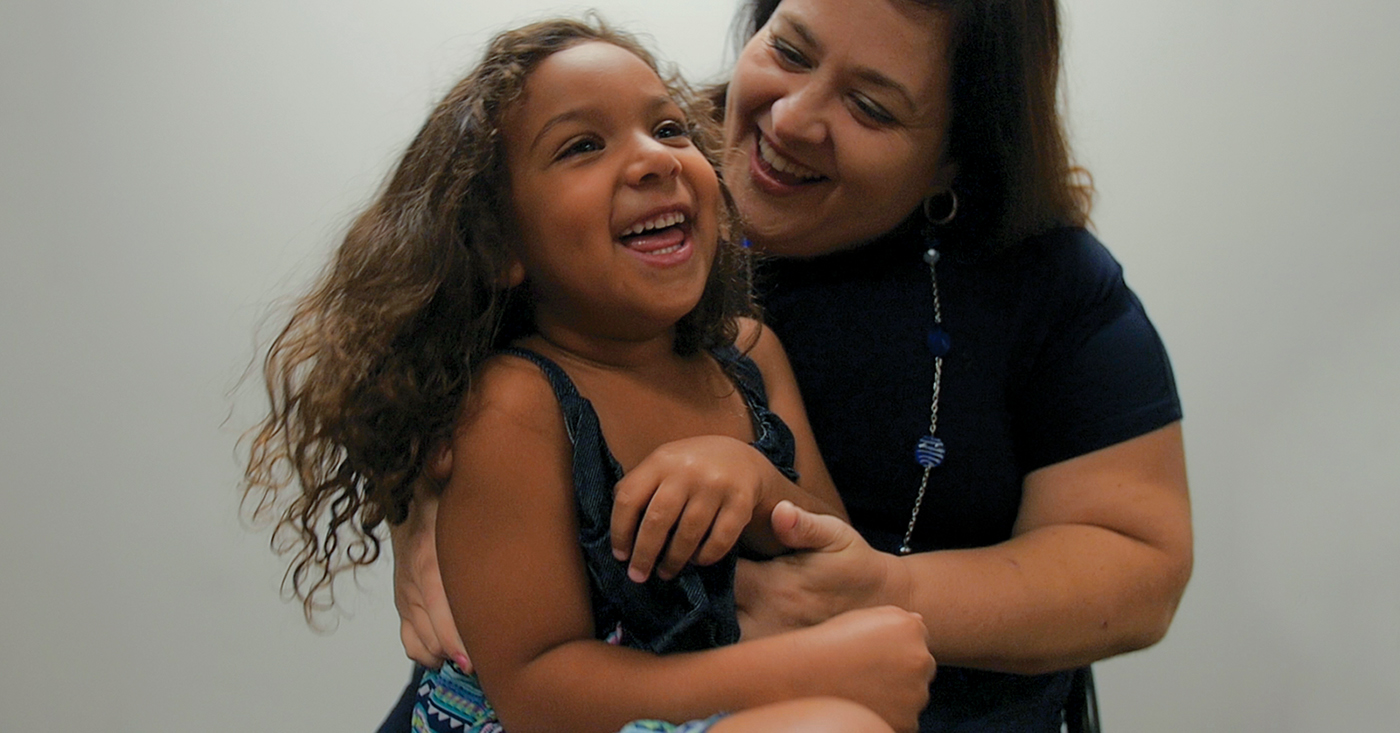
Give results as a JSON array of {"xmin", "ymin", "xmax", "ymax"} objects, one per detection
[
  {"xmin": 389, "ymin": 450, "xmax": 470, "ymax": 671},
  {"xmin": 611, "ymin": 436, "xmax": 783, "ymax": 582},
  {"xmin": 735, "ymin": 501, "xmax": 910, "ymax": 641},
  {"xmin": 786, "ymin": 605, "xmax": 935, "ymax": 733}
]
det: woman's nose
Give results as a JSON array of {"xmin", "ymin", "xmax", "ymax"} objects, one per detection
[
  {"xmin": 626, "ymin": 136, "xmax": 682, "ymax": 187},
  {"xmin": 769, "ymin": 83, "xmax": 829, "ymax": 146}
]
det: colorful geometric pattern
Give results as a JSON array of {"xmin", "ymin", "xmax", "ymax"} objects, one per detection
[
  {"xmin": 411, "ymin": 661, "xmax": 500, "ymax": 732},
  {"xmin": 410, "ymin": 659, "xmax": 724, "ymax": 732}
]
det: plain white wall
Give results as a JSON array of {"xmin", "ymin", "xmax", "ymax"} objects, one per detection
[{"xmin": 1, "ymin": 1, "xmax": 1395, "ymax": 730}]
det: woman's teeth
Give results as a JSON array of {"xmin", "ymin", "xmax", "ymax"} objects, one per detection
[
  {"xmin": 621, "ymin": 212, "xmax": 686, "ymax": 237},
  {"xmin": 758, "ymin": 137, "xmax": 823, "ymax": 181}
]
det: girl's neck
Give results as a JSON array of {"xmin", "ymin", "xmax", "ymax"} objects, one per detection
[
  {"xmin": 514, "ymin": 326, "xmax": 748, "ymax": 473},
  {"xmin": 519, "ymin": 324, "xmax": 686, "ymax": 376}
]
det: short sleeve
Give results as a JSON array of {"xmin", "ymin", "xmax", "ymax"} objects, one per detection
[{"xmin": 1010, "ymin": 230, "xmax": 1182, "ymax": 472}]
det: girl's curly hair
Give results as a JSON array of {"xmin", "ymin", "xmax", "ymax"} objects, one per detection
[{"xmin": 242, "ymin": 16, "xmax": 752, "ymax": 622}]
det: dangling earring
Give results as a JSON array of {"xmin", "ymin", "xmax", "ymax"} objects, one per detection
[{"xmin": 921, "ymin": 189, "xmax": 958, "ymax": 226}]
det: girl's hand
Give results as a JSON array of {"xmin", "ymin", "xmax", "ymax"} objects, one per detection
[
  {"xmin": 611, "ymin": 435, "xmax": 782, "ymax": 582},
  {"xmin": 789, "ymin": 606, "xmax": 935, "ymax": 733},
  {"xmin": 736, "ymin": 501, "xmax": 912, "ymax": 640}
]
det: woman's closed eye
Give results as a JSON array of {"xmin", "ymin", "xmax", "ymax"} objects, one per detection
[
  {"xmin": 849, "ymin": 93, "xmax": 898, "ymax": 127},
  {"xmin": 769, "ymin": 36, "xmax": 811, "ymax": 70}
]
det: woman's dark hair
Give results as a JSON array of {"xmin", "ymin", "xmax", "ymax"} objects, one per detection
[
  {"xmin": 242, "ymin": 16, "xmax": 751, "ymax": 622},
  {"xmin": 735, "ymin": 0, "xmax": 1092, "ymax": 250}
]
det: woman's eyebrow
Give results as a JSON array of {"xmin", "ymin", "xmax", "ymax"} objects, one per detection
[
  {"xmin": 852, "ymin": 69, "xmax": 916, "ymax": 113},
  {"xmin": 782, "ymin": 16, "xmax": 824, "ymax": 53},
  {"xmin": 779, "ymin": 15, "xmax": 916, "ymax": 113}
]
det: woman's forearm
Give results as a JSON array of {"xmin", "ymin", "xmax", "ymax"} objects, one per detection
[
  {"xmin": 883, "ymin": 423, "xmax": 1192, "ymax": 673},
  {"xmin": 892, "ymin": 522, "xmax": 1190, "ymax": 673}
]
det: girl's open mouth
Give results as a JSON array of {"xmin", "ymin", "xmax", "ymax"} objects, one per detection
[{"xmin": 618, "ymin": 211, "xmax": 693, "ymax": 263}]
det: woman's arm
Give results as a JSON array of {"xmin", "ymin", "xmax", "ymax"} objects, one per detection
[
  {"xmin": 389, "ymin": 479, "xmax": 467, "ymax": 671},
  {"xmin": 439, "ymin": 356, "xmax": 933, "ymax": 733},
  {"xmin": 737, "ymin": 422, "xmax": 1192, "ymax": 674}
]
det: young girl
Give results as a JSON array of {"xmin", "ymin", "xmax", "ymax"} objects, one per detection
[{"xmin": 243, "ymin": 18, "xmax": 932, "ymax": 733}]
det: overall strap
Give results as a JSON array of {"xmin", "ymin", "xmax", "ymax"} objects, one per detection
[
  {"xmin": 710, "ymin": 343, "xmax": 801, "ymax": 483},
  {"xmin": 709, "ymin": 344, "xmax": 768, "ymax": 405},
  {"xmin": 496, "ymin": 346, "xmax": 584, "ymax": 443}
]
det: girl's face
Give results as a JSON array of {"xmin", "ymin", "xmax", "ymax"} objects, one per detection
[
  {"xmin": 723, "ymin": 0, "xmax": 955, "ymax": 257},
  {"xmin": 503, "ymin": 42, "xmax": 721, "ymax": 345}
]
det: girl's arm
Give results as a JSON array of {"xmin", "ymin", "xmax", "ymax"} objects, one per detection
[
  {"xmin": 439, "ymin": 356, "xmax": 933, "ymax": 733},
  {"xmin": 735, "ymin": 422, "xmax": 1192, "ymax": 674}
]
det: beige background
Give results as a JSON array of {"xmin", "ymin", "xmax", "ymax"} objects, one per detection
[{"xmin": 2, "ymin": 0, "xmax": 1397, "ymax": 730}]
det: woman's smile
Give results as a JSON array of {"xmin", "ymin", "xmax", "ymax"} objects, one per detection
[
  {"xmin": 722, "ymin": 0, "xmax": 955, "ymax": 257},
  {"xmin": 755, "ymin": 130, "xmax": 826, "ymax": 186}
]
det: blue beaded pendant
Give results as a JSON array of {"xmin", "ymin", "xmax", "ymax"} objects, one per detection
[
  {"xmin": 915, "ymin": 434, "xmax": 946, "ymax": 468},
  {"xmin": 926, "ymin": 326, "xmax": 951, "ymax": 357}
]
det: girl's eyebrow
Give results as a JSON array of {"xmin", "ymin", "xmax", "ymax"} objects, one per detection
[
  {"xmin": 774, "ymin": 14, "xmax": 917, "ymax": 114},
  {"xmin": 529, "ymin": 94, "xmax": 678, "ymax": 153}
]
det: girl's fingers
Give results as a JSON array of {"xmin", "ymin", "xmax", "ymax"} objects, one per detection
[
  {"xmin": 423, "ymin": 575, "xmax": 468, "ymax": 668},
  {"xmin": 693, "ymin": 502, "xmax": 751, "ymax": 566},
  {"xmin": 627, "ymin": 487, "xmax": 686, "ymax": 582},
  {"xmin": 610, "ymin": 470, "xmax": 657, "ymax": 561},
  {"xmin": 400, "ymin": 612, "xmax": 443, "ymax": 668},
  {"xmin": 656, "ymin": 497, "xmax": 722, "ymax": 580}
]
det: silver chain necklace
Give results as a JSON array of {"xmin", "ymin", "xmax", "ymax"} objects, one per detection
[{"xmin": 899, "ymin": 244, "xmax": 948, "ymax": 555}]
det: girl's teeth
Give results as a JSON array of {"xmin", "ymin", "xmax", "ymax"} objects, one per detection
[
  {"xmin": 622, "ymin": 212, "xmax": 687, "ymax": 237},
  {"xmin": 758, "ymin": 137, "xmax": 822, "ymax": 180}
]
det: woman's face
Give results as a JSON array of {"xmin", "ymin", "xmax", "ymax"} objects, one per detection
[{"xmin": 723, "ymin": 0, "xmax": 955, "ymax": 257}]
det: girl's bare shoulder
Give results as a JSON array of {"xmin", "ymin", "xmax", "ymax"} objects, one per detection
[
  {"xmin": 736, "ymin": 317, "xmax": 786, "ymax": 371},
  {"xmin": 453, "ymin": 352, "xmax": 563, "ymax": 445}
]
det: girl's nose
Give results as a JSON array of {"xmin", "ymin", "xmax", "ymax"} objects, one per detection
[
  {"xmin": 769, "ymin": 83, "xmax": 829, "ymax": 146},
  {"xmin": 626, "ymin": 136, "xmax": 682, "ymax": 187}
]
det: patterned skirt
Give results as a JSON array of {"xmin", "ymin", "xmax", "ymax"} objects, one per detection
[{"xmin": 412, "ymin": 661, "xmax": 725, "ymax": 733}]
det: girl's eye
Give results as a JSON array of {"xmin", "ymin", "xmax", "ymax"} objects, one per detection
[
  {"xmin": 851, "ymin": 94, "xmax": 898, "ymax": 126},
  {"xmin": 557, "ymin": 137, "xmax": 603, "ymax": 160},
  {"xmin": 654, "ymin": 120, "xmax": 689, "ymax": 140},
  {"xmin": 769, "ymin": 36, "xmax": 810, "ymax": 70}
]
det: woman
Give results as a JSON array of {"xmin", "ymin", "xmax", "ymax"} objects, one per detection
[{"xmin": 386, "ymin": 0, "xmax": 1192, "ymax": 730}]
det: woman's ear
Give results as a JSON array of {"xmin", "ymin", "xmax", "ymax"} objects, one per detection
[
  {"xmin": 924, "ymin": 160, "xmax": 960, "ymax": 200},
  {"xmin": 502, "ymin": 258, "xmax": 526, "ymax": 288}
]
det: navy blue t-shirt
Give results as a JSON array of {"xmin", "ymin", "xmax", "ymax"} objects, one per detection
[{"xmin": 757, "ymin": 223, "xmax": 1181, "ymax": 732}]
